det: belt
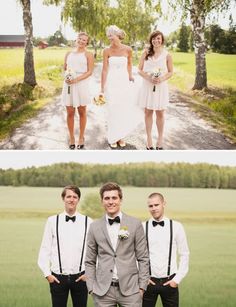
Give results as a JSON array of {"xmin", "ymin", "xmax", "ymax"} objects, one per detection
[
  {"xmin": 152, "ymin": 273, "xmax": 176, "ymax": 283},
  {"xmin": 111, "ymin": 281, "xmax": 119, "ymax": 287},
  {"xmin": 52, "ymin": 271, "xmax": 85, "ymax": 278}
]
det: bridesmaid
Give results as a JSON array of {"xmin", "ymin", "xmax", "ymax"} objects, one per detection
[
  {"xmin": 138, "ymin": 31, "xmax": 173, "ymax": 150},
  {"xmin": 61, "ymin": 32, "xmax": 94, "ymax": 149}
]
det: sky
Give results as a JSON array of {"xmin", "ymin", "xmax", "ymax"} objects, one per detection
[
  {"xmin": 0, "ymin": 150, "xmax": 235, "ymax": 170},
  {"xmin": 0, "ymin": 0, "xmax": 235, "ymax": 39}
]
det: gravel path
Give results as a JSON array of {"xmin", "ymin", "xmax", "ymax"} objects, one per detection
[{"xmin": 0, "ymin": 64, "xmax": 235, "ymax": 150}]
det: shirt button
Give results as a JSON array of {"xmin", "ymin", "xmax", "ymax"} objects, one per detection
[{"xmin": 110, "ymin": 269, "xmax": 113, "ymax": 272}]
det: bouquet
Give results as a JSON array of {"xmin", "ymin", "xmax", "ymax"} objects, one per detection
[
  {"xmin": 150, "ymin": 68, "xmax": 161, "ymax": 92},
  {"xmin": 93, "ymin": 93, "xmax": 106, "ymax": 106},
  {"xmin": 64, "ymin": 69, "xmax": 76, "ymax": 94},
  {"xmin": 118, "ymin": 226, "xmax": 129, "ymax": 240}
]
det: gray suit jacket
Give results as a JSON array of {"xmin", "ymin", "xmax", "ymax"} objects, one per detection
[{"xmin": 85, "ymin": 213, "xmax": 149, "ymax": 296}]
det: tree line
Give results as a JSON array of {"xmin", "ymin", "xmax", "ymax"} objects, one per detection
[
  {"xmin": 0, "ymin": 162, "xmax": 236, "ymax": 189},
  {"xmin": 167, "ymin": 20, "xmax": 236, "ymax": 54}
]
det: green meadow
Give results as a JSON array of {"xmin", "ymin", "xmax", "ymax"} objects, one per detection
[
  {"xmin": 0, "ymin": 186, "xmax": 236, "ymax": 306},
  {"xmin": 0, "ymin": 48, "xmax": 235, "ymax": 90}
]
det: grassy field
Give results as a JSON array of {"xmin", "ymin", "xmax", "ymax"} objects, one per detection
[
  {"xmin": 0, "ymin": 186, "xmax": 236, "ymax": 306},
  {"xmin": 1, "ymin": 48, "xmax": 235, "ymax": 90},
  {"xmin": 170, "ymin": 52, "xmax": 236, "ymax": 91}
]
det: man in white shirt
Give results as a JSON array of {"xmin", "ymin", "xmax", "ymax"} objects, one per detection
[
  {"xmin": 85, "ymin": 182, "xmax": 149, "ymax": 307},
  {"xmin": 38, "ymin": 185, "xmax": 93, "ymax": 307},
  {"xmin": 143, "ymin": 192, "xmax": 189, "ymax": 307}
]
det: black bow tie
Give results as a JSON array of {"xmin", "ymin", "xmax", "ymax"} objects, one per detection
[
  {"xmin": 108, "ymin": 216, "xmax": 120, "ymax": 225},
  {"xmin": 65, "ymin": 215, "xmax": 76, "ymax": 222},
  {"xmin": 152, "ymin": 220, "xmax": 164, "ymax": 227}
]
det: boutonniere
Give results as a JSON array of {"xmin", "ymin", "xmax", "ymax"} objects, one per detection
[{"xmin": 118, "ymin": 226, "xmax": 129, "ymax": 240}]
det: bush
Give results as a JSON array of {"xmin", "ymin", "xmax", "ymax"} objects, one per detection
[{"xmin": 80, "ymin": 193, "xmax": 104, "ymax": 219}]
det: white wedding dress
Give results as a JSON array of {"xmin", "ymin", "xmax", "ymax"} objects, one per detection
[{"xmin": 105, "ymin": 56, "xmax": 142, "ymax": 144}]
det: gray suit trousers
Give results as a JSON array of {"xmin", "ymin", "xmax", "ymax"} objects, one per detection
[{"xmin": 92, "ymin": 285, "xmax": 142, "ymax": 307}]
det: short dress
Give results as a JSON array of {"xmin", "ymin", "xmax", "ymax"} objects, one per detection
[
  {"xmin": 138, "ymin": 49, "xmax": 169, "ymax": 110},
  {"xmin": 61, "ymin": 52, "xmax": 91, "ymax": 107}
]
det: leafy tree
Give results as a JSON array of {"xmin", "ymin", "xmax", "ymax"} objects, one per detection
[
  {"xmin": 19, "ymin": 0, "xmax": 36, "ymax": 86},
  {"xmin": 48, "ymin": 29, "xmax": 67, "ymax": 46},
  {"xmin": 114, "ymin": 0, "xmax": 156, "ymax": 45},
  {"xmin": 178, "ymin": 22, "xmax": 190, "ymax": 52},
  {"xmin": 44, "ymin": 0, "xmax": 111, "ymax": 57},
  {"xmin": 80, "ymin": 192, "xmax": 104, "ymax": 219}
]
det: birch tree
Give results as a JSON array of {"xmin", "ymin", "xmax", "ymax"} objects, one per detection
[{"xmin": 20, "ymin": 0, "xmax": 37, "ymax": 86}]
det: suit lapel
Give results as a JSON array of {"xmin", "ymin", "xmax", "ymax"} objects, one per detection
[{"xmin": 101, "ymin": 216, "xmax": 114, "ymax": 251}]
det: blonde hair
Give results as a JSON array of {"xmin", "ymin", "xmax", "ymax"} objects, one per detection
[
  {"xmin": 106, "ymin": 25, "xmax": 126, "ymax": 40},
  {"xmin": 77, "ymin": 32, "xmax": 90, "ymax": 45}
]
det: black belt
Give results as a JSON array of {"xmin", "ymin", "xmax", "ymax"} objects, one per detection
[
  {"xmin": 111, "ymin": 281, "xmax": 119, "ymax": 287},
  {"xmin": 151, "ymin": 273, "xmax": 176, "ymax": 283},
  {"xmin": 52, "ymin": 271, "xmax": 85, "ymax": 278}
]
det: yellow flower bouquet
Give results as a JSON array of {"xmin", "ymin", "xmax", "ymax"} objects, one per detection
[{"xmin": 93, "ymin": 93, "xmax": 106, "ymax": 106}]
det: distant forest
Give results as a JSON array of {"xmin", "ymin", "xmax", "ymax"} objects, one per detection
[{"xmin": 0, "ymin": 162, "xmax": 236, "ymax": 189}]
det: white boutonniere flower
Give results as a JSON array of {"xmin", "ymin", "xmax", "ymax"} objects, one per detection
[{"xmin": 118, "ymin": 226, "xmax": 129, "ymax": 240}]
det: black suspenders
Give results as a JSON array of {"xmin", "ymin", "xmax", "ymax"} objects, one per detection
[
  {"xmin": 146, "ymin": 219, "xmax": 173, "ymax": 277},
  {"xmin": 56, "ymin": 214, "xmax": 62, "ymax": 274},
  {"xmin": 167, "ymin": 219, "xmax": 173, "ymax": 276},
  {"xmin": 79, "ymin": 215, "xmax": 88, "ymax": 273},
  {"xmin": 56, "ymin": 214, "xmax": 88, "ymax": 274}
]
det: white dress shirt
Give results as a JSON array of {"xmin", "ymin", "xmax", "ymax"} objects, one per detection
[
  {"xmin": 143, "ymin": 216, "xmax": 189, "ymax": 284},
  {"xmin": 106, "ymin": 212, "xmax": 122, "ymax": 280},
  {"xmin": 38, "ymin": 211, "xmax": 92, "ymax": 277}
]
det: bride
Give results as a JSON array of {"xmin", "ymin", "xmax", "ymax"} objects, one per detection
[{"xmin": 101, "ymin": 25, "xmax": 142, "ymax": 148}]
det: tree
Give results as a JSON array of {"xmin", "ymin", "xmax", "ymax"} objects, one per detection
[
  {"xmin": 20, "ymin": 0, "xmax": 37, "ymax": 86},
  {"xmin": 44, "ymin": 0, "xmax": 111, "ymax": 57},
  {"xmin": 149, "ymin": 0, "xmax": 232, "ymax": 90},
  {"xmin": 114, "ymin": 0, "xmax": 156, "ymax": 46},
  {"xmin": 178, "ymin": 22, "xmax": 190, "ymax": 52},
  {"xmin": 48, "ymin": 29, "xmax": 67, "ymax": 46},
  {"xmin": 80, "ymin": 193, "xmax": 104, "ymax": 219}
]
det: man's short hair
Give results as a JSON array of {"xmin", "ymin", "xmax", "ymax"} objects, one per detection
[
  {"xmin": 61, "ymin": 185, "xmax": 81, "ymax": 199},
  {"xmin": 100, "ymin": 182, "xmax": 123, "ymax": 199},
  {"xmin": 148, "ymin": 192, "xmax": 165, "ymax": 202}
]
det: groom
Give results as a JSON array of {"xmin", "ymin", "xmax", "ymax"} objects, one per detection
[{"xmin": 85, "ymin": 182, "xmax": 149, "ymax": 307}]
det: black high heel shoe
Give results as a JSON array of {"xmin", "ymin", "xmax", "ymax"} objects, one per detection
[
  {"xmin": 77, "ymin": 144, "xmax": 84, "ymax": 149},
  {"xmin": 77, "ymin": 138, "xmax": 85, "ymax": 149},
  {"xmin": 69, "ymin": 144, "xmax": 76, "ymax": 150},
  {"xmin": 156, "ymin": 147, "xmax": 163, "ymax": 150},
  {"xmin": 146, "ymin": 146, "xmax": 154, "ymax": 150}
]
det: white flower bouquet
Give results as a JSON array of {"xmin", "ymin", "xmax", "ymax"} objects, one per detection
[
  {"xmin": 150, "ymin": 68, "xmax": 161, "ymax": 92},
  {"xmin": 64, "ymin": 69, "xmax": 76, "ymax": 94},
  {"xmin": 118, "ymin": 226, "xmax": 129, "ymax": 240}
]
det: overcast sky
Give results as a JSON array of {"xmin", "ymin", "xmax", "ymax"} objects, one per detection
[
  {"xmin": 0, "ymin": 150, "xmax": 235, "ymax": 170},
  {"xmin": 0, "ymin": 0, "xmax": 235, "ymax": 39}
]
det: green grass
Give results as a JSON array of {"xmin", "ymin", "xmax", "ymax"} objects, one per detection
[
  {"xmin": 170, "ymin": 52, "xmax": 236, "ymax": 91},
  {"xmin": 0, "ymin": 186, "xmax": 236, "ymax": 306}
]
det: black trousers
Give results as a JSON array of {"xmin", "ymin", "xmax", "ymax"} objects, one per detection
[
  {"xmin": 142, "ymin": 275, "xmax": 179, "ymax": 307},
  {"xmin": 49, "ymin": 272, "xmax": 88, "ymax": 307}
]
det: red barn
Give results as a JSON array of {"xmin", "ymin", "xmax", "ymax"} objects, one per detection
[{"xmin": 0, "ymin": 35, "xmax": 25, "ymax": 47}]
